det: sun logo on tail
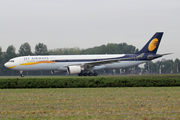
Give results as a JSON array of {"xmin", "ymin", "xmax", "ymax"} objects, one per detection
[{"xmin": 148, "ymin": 38, "xmax": 159, "ymax": 51}]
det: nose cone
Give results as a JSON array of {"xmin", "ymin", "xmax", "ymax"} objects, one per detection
[
  {"xmin": 4, "ymin": 62, "xmax": 11, "ymax": 68},
  {"xmin": 4, "ymin": 62, "xmax": 8, "ymax": 68}
]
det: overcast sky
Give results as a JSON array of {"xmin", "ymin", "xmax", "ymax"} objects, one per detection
[{"xmin": 0, "ymin": 0, "xmax": 180, "ymax": 60}]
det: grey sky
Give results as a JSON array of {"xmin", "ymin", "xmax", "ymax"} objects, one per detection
[{"xmin": 0, "ymin": 0, "xmax": 180, "ymax": 60}]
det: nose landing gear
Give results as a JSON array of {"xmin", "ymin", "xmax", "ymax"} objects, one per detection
[{"xmin": 20, "ymin": 71, "xmax": 24, "ymax": 77}]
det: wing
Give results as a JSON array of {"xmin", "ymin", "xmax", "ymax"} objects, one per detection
[{"xmin": 63, "ymin": 53, "xmax": 144, "ymax": 68}]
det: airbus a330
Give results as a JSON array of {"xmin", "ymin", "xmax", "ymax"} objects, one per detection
[{"xmin": 4, "ymin": 32, "xmax": 171, "ymax": 77}]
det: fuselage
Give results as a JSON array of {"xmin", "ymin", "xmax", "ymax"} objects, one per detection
[{"xmin": 4, "ymin": 54, "xmax": 147, "ymax": 71}]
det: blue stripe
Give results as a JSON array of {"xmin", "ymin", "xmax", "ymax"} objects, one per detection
[{"xmin": 50, "ymin": 55, "xmax": 136, "ymax": 62}]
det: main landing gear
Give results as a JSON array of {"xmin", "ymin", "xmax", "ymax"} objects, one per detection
[{"xmin": 78, "ymin": 72, "xmax": 98, "ymax": 76}]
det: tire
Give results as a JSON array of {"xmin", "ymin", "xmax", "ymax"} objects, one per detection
[
  {"xmin": 83, "ymin": 73, "xmax": 88, "ymax": 76},
  {"xmin": 88, "ymin": 72, "xmax": 93, "ymax": 76},
  {"xmin": 93, "ymin": 72, "xmax": 98, "ymax": 76},
  {"xmin": 78, "ymin": 73, "xmax": 83, "ymax": 76}
]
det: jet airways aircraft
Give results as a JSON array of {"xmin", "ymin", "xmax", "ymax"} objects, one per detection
[{"xmin": 4, "ymin": 32, "xmax": 171, "ymax": 77}]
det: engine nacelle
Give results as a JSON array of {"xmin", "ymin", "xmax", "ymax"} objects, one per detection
[{"xmin": 67, "ymin": 66, "xmax": 83, "ymax": 74}]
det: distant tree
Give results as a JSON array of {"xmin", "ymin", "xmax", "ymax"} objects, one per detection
[
  {"xmin": 3, "ymin": 45, "xmax": 17, "ymax": 76},
  {"xmin": 80, "ymin": 43, "xmax": 138, "ymax": 54},
  {"xmin": 0, "ymin": 46, "xmax": 3, "ymax": 74},
  {"xmin": 5, "ymin": 45, "xmax": 17, "ymax": 61},
  {"xmin": 0, "ymin": 46, "xmax": 3, "ymax": 63},
  {"xmin": 68, "ymin": 47, "xmax": 81, "ymax": 55},
  {"xmin": 106, "ymin": 43, "xmax": 118, "ymax": 54},
  {"xmin": 144, "ymin": 61, "xmax": 158, "ymax": 73},
  {"xmin": 0, "ymin": 46, "xmax": 2, "ymax": 55},
  {"xmin": 160, "ymin": 59, "xmax": 174, "ymax": 73},
  {"xmin": 144, "ymin": 59, "xmax": 174, "ymax": 74},
  {"xmin": 118, "ymin": 43, "xmax": 138, "ymax": 54},
  {"xmin": 173, "ymin": 58, "xmax": 180, "ymax": 73},
  {"xmin": 19, "ymin": 42, "xmax": 32, "ymax": 56},
  {"xmin": 35, "ymin": 43, "xmax": 48, "ymax": 55},
  {"xmin": 49, "ymin": 48, "xmax": 63, "ymax": 55},
  {"xmin": 48, "ymin": 47, "xmax": 81, "ymax": 55}
]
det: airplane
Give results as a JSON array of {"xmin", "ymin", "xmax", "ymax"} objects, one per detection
[{"xmin": 4, "ymin": 32, "xmax": 172, "ymax": 77}]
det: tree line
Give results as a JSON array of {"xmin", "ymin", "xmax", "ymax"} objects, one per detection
[
  {"xmin": 144, "ymin": 58, "xmax": 180, "ymax": 74},
  {"xmin": 0, "ymin": 42, "xmax": 179, "ymax": 76}
]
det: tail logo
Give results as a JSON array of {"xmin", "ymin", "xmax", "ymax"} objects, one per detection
[{"xmin": 148, "ymin": 38, "xmax": 159, "ymax": 51}]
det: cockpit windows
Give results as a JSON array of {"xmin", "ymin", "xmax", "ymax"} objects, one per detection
[{"xmin": 9, "ymin": 60, "xmax": 14, "ymax": 62}]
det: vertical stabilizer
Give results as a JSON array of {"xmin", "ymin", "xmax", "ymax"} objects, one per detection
[{"xmin": 136, "ymin": 32, "xmax": 163, "ymax": 54}]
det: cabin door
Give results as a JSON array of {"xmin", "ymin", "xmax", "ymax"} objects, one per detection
[{"xmin": 19, "ymin": 58, "xmax": 24, "ymax": 64}]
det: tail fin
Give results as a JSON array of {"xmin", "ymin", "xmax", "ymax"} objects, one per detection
[{"xmin": 136, "ymin": 32, "xmax": 163, "ymax": 54}]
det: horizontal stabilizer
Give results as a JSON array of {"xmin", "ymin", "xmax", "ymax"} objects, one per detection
[{"xmin": 147, "ymin": 53, "xmax": 173, "ymax": 60}]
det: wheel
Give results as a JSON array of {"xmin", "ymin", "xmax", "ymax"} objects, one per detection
[
  {"xmin": 78, "ymin": 73, "xmax": 83, "ymax": 76},
  {"xmin": 88, "ymin": 72, "xmax": 93, "ymax": 76},
  {"xmin": 93, "ymin": 72, "xmax": 98, "ymax": 76},
  {"xmin": 21, "ymin": 74, "xmax": 24, "ymax": 77},
  {"xmin": 83, "ymin": 73, "xmax": 88, "ymax": 76}
]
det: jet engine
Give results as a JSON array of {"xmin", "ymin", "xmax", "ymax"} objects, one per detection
[{"xmin": 67, "ymin": 66, "xmax": 84, "ymax": 74}]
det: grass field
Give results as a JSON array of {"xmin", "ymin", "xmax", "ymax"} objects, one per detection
[{"xmin": 1, "ymin": 87, "xmax": 180, "ymax": 119}]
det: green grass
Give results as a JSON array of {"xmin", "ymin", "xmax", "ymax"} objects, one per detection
[{"xmin": 1, "ymin": 87, "xmax": 180, "ymax": 119}]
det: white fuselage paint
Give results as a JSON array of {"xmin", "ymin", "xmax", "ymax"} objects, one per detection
[{"xmin": 4, "ymin": 54, "xmax": 147, "ymax": 71}]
